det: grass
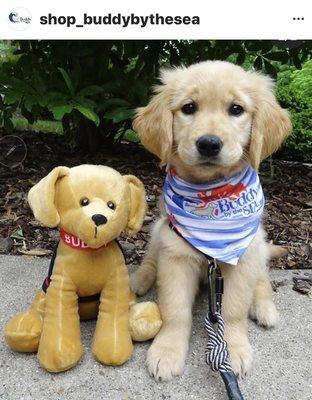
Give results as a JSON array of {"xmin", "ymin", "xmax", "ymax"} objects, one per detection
[
  {"xmin": 9, "ymin": 117, "xmax": 140, "ymax": 142},
  {"xmin": 11, "ymin": 117, "xmax": 63, "ymax": 134}
]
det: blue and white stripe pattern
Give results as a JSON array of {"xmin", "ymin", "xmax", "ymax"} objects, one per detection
[{"xmin": 163, "ymin": 165, "xmax": 264, "ymax": 265}]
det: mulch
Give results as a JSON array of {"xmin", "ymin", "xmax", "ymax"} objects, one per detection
[{"xmin": 0, "ymin": 130, "xmax": 311, "ymax": 270}]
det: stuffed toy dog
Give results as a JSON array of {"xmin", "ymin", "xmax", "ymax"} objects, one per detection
[{"xmin": 5, "ymin": 165, "xmax": 162, "ymax": 372}]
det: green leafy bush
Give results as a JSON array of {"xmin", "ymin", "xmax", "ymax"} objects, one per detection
[
  {"xmin": 0, "ymin": 40, "xmax": 311, "ymax": 155},
  {"xmin": 0, "ymin": 41, "xmax": 164, "ymax": 151},
  {"xmin": 276, "ymin": 60, "xmax": 312, "ymax": 161}
]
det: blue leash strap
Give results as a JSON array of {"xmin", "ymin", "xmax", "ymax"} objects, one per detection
[
  {"xmin": 205, "ymin": 259, "xmax": 244, "ymax": 400},
  {"xmin": 41, "ymin": 243, "xmax": 58, "ymax": 293}
]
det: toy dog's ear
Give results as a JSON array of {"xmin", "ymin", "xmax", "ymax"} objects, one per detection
[
  {"xmin": 123, "ymin": 175, "xmax": 147, "ymax": 235},
  {"xmin": 28, "ymin": 166, "xmax": 70, "ymax": 227}
]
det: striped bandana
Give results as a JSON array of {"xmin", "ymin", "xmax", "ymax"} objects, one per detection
[{"xmin": 163, "ymin": 165, "xmax": 264, "ymax": 265}]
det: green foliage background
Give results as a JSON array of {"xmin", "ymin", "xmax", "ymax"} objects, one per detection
[
  {"xmin": 276, "ymin": 61, "xmax": 312, "ymax": 160},
  {"xmin": 0, "ymin": 40, "xmax": 311, "ymax": 160}
]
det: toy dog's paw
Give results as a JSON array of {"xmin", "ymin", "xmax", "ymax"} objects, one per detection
[
  {"xmin": 129, "ymin": 301, "xmax": 162, "ymax": 342},
  {"xmin": 228, "ymin": 342, "xmax": 253, "ymax": 378},
  {"xmin": 147, "ymin": 341, "xmax": 186, "ymax": 382},
  {"xmin": 93, "ymin": 332, "xmax": 133, "ymax": 366},
  {"xmin": 38, "ymin": 338, "xmax": 83, "ymax": 372},
  {"xmin": 5, "ymin": 310, "xmax": 43, "ymax": 353}
]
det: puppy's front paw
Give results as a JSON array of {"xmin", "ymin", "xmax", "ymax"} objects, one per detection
[
  {"xmin": 228, "ymin": 342, "xmax": 253, "ymax": 378},
  {"xmin": 250, "ymin": 300, "xmax": 279, "ymax": 328},
  {"xmin": 147, "ymin": 341, "xmax": 186, "ymax": 382}
]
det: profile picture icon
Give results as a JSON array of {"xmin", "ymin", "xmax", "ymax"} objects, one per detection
[{"xmin": 8, "ymin": 7, "xmax": 32, "ymax": 31}]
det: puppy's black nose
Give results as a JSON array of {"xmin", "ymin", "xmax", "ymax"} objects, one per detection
[
  {"xmin": 196, "ymin": 135, "xmax": 223, "ymax": 157},
  {"xmin": 92, "ymin": 214, "xmax": 107, "ymax": 226}
]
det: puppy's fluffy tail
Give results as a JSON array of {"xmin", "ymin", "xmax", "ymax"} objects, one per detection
[{"xmin": 268, "ymin": 243, "xmax": 288, "ymax": 259}]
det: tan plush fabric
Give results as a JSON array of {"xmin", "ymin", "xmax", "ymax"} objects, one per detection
[
  {"xmin": 129, "ymin": 302, "xmax": 162, "ymax": 342},
  {"xmin": 5, "ymin": 165, "xmax": 161, "ymax": 372}
]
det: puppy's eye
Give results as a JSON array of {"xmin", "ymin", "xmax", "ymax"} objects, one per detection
[
  {"xmin": 80, "ymin": 197, "xmax": 89, "ymax": 207},
  {"xmin": 228, "ymin": 104, "xmax": 244, "ymax": 116},
  {"xmin": 107, "ymin": 201, "xmax": 115, "ymax": 210},
  {"xmin": 181, "ymin": 102, "xmax": 197, "ymax": 115}
]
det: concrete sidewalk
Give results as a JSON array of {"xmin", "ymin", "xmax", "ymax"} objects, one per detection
[{"xmin": 0, "ymin": 255, "xmax": 311, "ymax": 400}]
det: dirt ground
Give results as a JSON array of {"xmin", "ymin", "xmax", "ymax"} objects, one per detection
[{"xmin": 0, "ymin": 130, "xmax": 311, "ymax": 270}]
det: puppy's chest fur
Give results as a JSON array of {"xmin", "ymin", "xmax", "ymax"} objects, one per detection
[{"xmin": 52, "ymin": 240, "xmax": 125, "ymax": 296}]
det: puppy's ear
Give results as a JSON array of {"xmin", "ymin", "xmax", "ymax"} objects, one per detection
[
  {"xmin": 133, "ymin": 78, "xmax": 173, "ymax": 166},
  {"xmin": 28, "ymin": 166, "xmax": 70, "ymax": 227},
  {"xmin": 249, "ymin": 75, "xmax": 292, "ymax": 170},
  {"xmin": 123, "ymin": 175, "xmax": 147, "ymax": 235}
]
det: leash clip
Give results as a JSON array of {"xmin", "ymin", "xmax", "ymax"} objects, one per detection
[{"xmin": 207, "ymin": 258, "xmax": 224, "ymax": 323}]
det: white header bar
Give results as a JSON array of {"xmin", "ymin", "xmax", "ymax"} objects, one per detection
[{"xmin": 0, "ymin": 0, "xmax": 310, "ymax": 39}]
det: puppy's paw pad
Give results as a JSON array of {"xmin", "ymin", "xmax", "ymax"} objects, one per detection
[
  {"xmin": 228, "ymin": 344, "xmax": 253, "ymax": 378},
  {"xmin": 250, "ymin": 301, "xmax": 279, "ymax": 328},
  {"xmin": 147, "ymin": 343, "xmax": 185, "ymax": 382}
]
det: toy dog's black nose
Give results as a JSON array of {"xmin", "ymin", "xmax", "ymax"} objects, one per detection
[
  {"xmin": 196, "ymin": 135, "xmax": 223, "ymax": 157},
  {"xmin": 92, "ymin": 214, "xmax": 107, "ymax": 226}
]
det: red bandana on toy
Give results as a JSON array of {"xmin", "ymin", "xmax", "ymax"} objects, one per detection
[{"xmin": 59, "ymin": 228, "xmax": 106, "ymax": 251}]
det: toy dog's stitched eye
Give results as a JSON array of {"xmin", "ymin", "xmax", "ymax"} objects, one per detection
[
  {"xmin": 107, "ymin": 201, "xmax": 115, "ymax": 210},
  {"xmin": 228, "ymin": 103, "xmax": 244, "ymax": 116},
  {"xmin": 80, "ymin": 197, "xmax": 89, "ymax": 207},
  {"xmin": 181, "ymin": 102, "xmax": 197, "ymax": 115}
]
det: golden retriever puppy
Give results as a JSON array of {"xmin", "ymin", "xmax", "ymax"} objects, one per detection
[{"xmin": 131, "ymin": 61, "xmax": 291, "ymax": 381}]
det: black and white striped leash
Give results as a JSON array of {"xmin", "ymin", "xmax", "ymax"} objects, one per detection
[{"xmin": 205, "ymin": 258, "xmax": 244, "ymax": 400}]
